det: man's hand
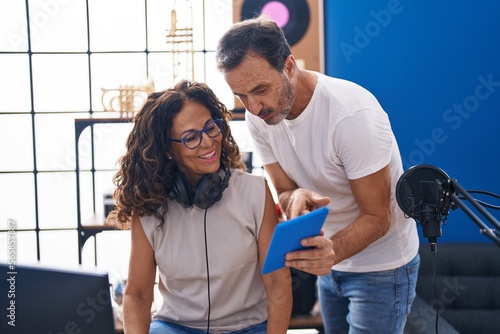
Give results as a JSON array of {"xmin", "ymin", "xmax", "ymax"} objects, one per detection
[
  {"xmin": 285, "ymin": 230, "xmax": 335, "ymax": 276},
  {"xmin": 280, "ymin": 188, "xmax": 333, "ymax": 276},
  {"xmin": 284, "ymin": 188, "xmax": 331, "ymax": 219}
]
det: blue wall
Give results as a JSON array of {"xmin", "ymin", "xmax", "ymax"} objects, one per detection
[{"xmin": 324, "ymin": 0, "xmax": 500, "ymax": 243}]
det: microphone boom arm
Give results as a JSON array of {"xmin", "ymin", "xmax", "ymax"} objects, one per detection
[{"xmin": 448, "ymin": 178, "xmax": 500, "ymax": 247}]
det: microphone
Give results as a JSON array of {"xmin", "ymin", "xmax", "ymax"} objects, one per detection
[
  {"xmin": 396, "ymin": 164, "xmax": 500, "ymax": 249},
  {"xmin": 419, "ymin": 180, "xmax": 444, "ymax": 244},
  {"xmin": 396, "ymin": 164, "xmax": 453, "ymax": 252}
]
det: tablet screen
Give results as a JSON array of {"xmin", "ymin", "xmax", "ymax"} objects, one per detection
[{"xmin": 262, "ymin": 206, "xmax": 329, "ymax": 274}]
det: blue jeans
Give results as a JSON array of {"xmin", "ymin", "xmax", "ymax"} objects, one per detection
[
  {"xmin": 318, "ymin": 254, "xmax": 420, "ymax": 334},
  {"xmin": 149, "ymin": 320, "xmax": 267, "ymax": 334}
]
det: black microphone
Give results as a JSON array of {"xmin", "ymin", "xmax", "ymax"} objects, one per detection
[
  {"xmin": 396, "ymin": 164, "xmax": 500, "ymax": 249},
  {"xmin": 396, "ymin": 165, "xmax": 452, "ymax": 252},
  {"xmin": 419, "ymin": 180, "xmax": 443, "ymax": 245}
]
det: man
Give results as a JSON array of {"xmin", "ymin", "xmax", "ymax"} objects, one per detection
[{"xmin": 216, "ymin": 15, "xmax": 420, "ymax": 334}]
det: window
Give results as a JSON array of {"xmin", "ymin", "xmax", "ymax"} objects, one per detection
[{"xmin": 0, "ymin": 0, "xmax": 251, "ymax": 279}]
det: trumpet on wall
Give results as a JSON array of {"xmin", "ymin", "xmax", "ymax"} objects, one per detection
[{"xmin": 101, "ymin": 80, "xmax": 155, "ymax": 119}]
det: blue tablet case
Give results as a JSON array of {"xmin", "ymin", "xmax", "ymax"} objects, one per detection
[{"xmin": 262, "ymin": 206, "xmax": 330, "ymax": 274}]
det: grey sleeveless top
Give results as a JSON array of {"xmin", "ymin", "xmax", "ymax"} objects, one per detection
[{"xmin": 140, "ymin": 170, "xmax": 268, "ymax": 332}]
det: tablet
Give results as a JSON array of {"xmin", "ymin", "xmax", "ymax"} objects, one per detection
[{"xmin": 262, "ymin": 206, "xmax": 330, "ymax": 274}]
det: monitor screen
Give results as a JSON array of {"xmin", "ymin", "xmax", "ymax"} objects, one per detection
[{"xmin": 0, "ymin": 263, "xmax": 116, "ymax": 334}]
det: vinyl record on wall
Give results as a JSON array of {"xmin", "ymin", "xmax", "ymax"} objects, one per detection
[
  {"xmin": 241, "ymin": 0, "xmax": 310, "ymax": 46},
  {"xmin": 233, "ymin": 0, "xmax": 323, "ymax": 74}
]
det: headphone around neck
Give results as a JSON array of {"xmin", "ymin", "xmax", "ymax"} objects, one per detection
[{"xmin": 168, "ymin": 166, "xmax": 231, "ymax": 209}]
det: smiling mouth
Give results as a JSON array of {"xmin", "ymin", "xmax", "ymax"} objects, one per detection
[{"xmin": 199, "ymin": 150, "xmax": 216, "ymax": 160}]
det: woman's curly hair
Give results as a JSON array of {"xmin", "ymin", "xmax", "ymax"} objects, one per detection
[{"xmin": 107, "ymin": 80, "xmax": 246, "ymax": 229}]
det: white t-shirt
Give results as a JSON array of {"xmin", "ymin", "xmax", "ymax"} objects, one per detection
[
  {"xmin": 140, "ymin": 170, "xmax": 268, "ymax": 332},
  {"xmin": 247, "ymin": 73, "xmax": 419, "ymax": 272}
]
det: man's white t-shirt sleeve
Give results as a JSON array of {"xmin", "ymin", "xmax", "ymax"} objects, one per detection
[{"xmin": 333, "ymin": 108, "xmax": 394, "ymax": 180}]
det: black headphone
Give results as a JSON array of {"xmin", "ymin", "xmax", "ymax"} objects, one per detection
[{"xmin": 168, "ymin": 166, "xmax": 231, "ymax": 209}]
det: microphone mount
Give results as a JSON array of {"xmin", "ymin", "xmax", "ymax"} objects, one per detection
[{"xmin": 445, "ymin": 177, "xmax": 500, "ymax": 246}]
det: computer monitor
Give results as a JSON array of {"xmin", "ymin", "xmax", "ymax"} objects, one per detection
[{"xmin": 0, "ymin": 263, "xmax": 116, "ymax": 334}]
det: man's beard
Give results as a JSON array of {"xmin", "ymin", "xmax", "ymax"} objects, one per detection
[{"xmin": 261, "ymin": 76, "xmax": 294, "ymax": 126}]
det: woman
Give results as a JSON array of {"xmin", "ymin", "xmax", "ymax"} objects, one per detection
[{"xmin": 108, "ymin": 80, "xmax": 292, "ymax": 334}]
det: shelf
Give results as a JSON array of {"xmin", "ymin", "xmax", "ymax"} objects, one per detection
[
  {"xmin": 80, "ymin": 213, "xmax": 118, "ymax": 241},
  {"xmin": 75, "ymin": 116, "xmax": 133, "ymax": 265}
]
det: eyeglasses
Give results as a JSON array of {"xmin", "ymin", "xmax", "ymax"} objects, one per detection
[{"xmin": 170, "ymin": 118, "xmax": 223, "ymax": 150}]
